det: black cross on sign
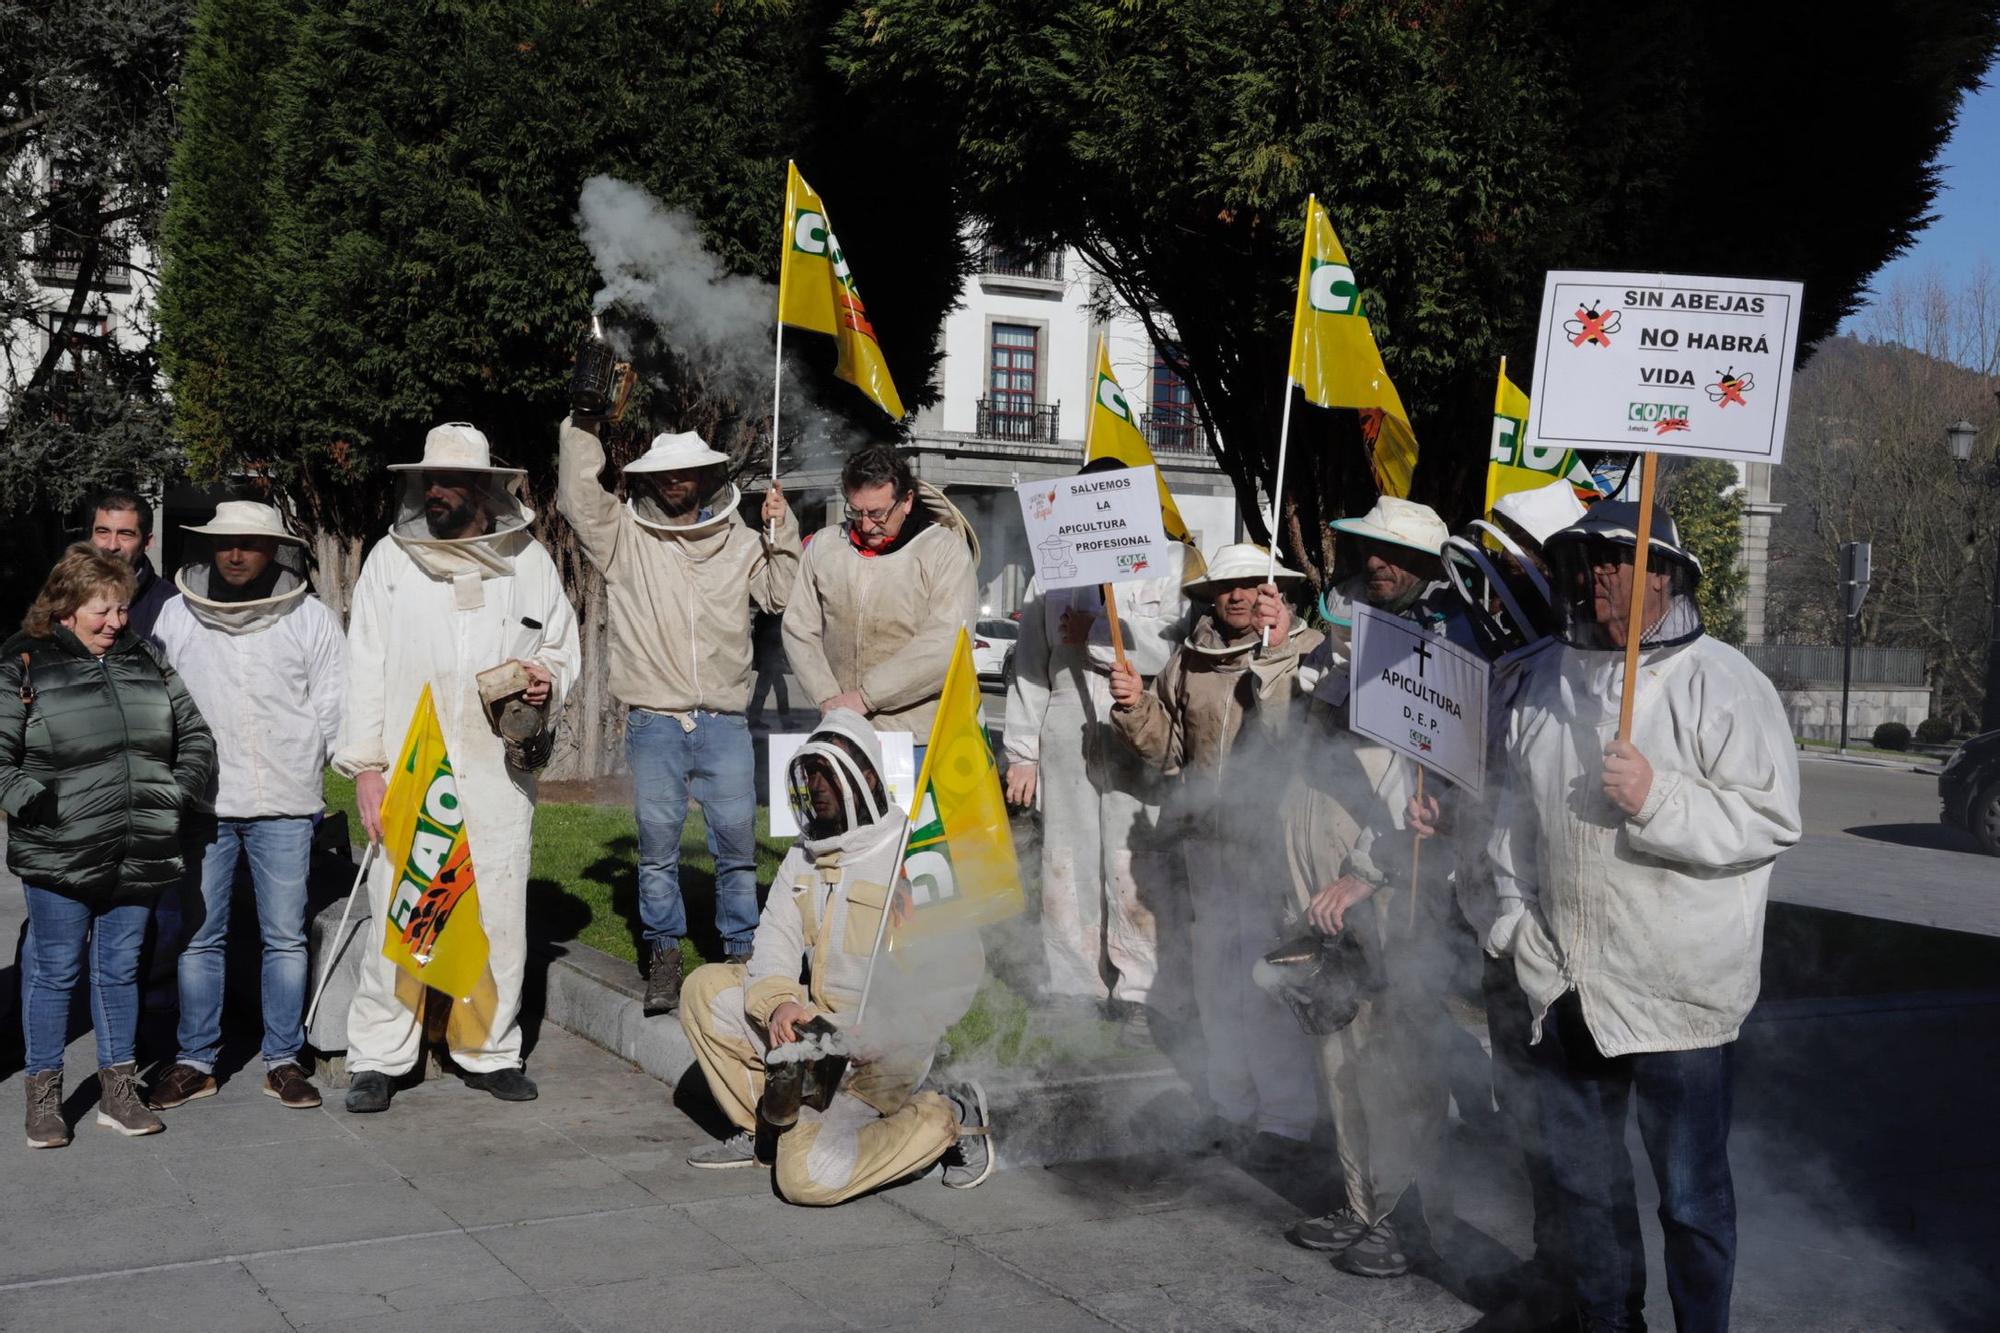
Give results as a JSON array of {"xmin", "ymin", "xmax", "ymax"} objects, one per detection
[{"xmin": 1411, "ymin": 636, "xmax": 1432, "ymax": 678}]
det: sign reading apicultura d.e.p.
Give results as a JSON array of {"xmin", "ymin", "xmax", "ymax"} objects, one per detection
[
  {"xmin": 1348, "ymin": 605, "xmax": 1490, "ymax": 796},
  {"xmin": 1524, "ymin": 270, "xmax": 1804, "ymax": 466}
]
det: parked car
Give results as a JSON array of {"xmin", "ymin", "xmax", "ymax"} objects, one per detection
[
  {"xmin": 1939, "ymin": 729, "xmax": 2000, "ymax": 856},
  {"xmin": 972, "ymin": 617, "xmax": 1020, "ymax": 680}
]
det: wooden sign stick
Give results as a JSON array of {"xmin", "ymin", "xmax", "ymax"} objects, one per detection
[
  {"xmin": 1408, "ymin": 766, "xmax": 1425, "ymax": 931},
  {"xmin": 1617, "ymin": 452, "xmax": 1662, "ymax": 741},
  {"xmin": 1101, "ymin": 583, "xmax": 1130, "ymax": 670}
]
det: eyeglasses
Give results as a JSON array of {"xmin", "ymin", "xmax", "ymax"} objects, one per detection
[{"xmin": 844, "ymin": 500, "xmax": 904, "ymax": 526}]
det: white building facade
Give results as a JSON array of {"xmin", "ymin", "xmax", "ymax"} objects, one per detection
[{"xmin": 906, "ymin": 234, "xmax": 1241, "ymax": 617}]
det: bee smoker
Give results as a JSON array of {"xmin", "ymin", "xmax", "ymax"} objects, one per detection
[
  {"xmin": 568, "ymin": 315, "xmax": 637, "ymax": 421},
  {"xmin": 759, "ymin": 1016, "xmax": 851, "ymax": 1130}
]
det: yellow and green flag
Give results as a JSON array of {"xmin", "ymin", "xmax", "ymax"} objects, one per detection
[
  {"xmin": 1484, "ymin": 356, "xmax": 1603, "ymax": 516},
  {"xmin": 895, "ymin": 629, "xmax": 1024, "ymax": 939},
  {"xmin": 1287, "ymin": 195, "xmax": 1419, "ymax": 498},
  {"xmin": 1084, "ymin": 339, "xmax": 1198, "ymax": 552},
  {"xmin": 379, "ymin": 684, "xmax": 490, "ymax": 1000},
  {"xmin": 777, "ymin": 161, "xmax": 905, "ymax": 421}
]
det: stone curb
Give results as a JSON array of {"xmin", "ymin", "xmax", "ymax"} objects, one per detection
[{"xmin": 531, "ymin": 935, "xmax": 1211, "ymax": 1168}]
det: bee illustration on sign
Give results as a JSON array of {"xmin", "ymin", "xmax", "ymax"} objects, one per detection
[
  {"xmin": 1026, "ymin": 487, "xmax": 1059, "ymax": 523},
  {"xmin": 1564, "ymin": 301, "xmax": 1621, "ymax": 349},
  {"xmin": 1705, "ymin": 367, "xmax": 1754, "ymax": 408}
]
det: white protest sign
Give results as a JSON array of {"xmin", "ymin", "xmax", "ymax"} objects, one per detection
[
  {"xmin": 1347, "ymin": 604, "xmax": 1490, "ymax": 795},
  {"xmin": 1525, "ymin": 270, "xmax": 1804, "ymax": 465},
  {"xmin": 766, "ymin": 731, "xmax": 916, "ymax": 838},
  {"xmin": 1015, "ymin": 465, "xmax": 1170, "ymax": 591}
]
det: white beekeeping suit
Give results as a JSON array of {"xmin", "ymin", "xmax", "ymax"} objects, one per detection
[
  {"xmin": 1004, "ymin": 543, "xmax": 1188, "ymax": 1010},
  {"xmin": 334, "ymin": 425, "xmax": 580, "ymax": 1078}
]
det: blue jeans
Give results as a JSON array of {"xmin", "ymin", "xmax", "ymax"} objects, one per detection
[
  {"xmin": 627, "ymin": 709, "xmax": 758, "ymax": 953},
  {"xmin": 1531, "ymin": 991, "xmax": 1737, "ymax": 1333},
  {"xmin": 21, "ymin": 886, "xmax": 150, "ymax": 1074},
  {"xmin": 176, "ymin": 816, "xmax": 315, "ymax": 1072}
]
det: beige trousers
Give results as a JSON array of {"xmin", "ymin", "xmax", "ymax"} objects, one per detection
[
  {"xmin": 1282, "ymin": 759, "xmax": 1453, "ymax": 1228},
  {"xmin": 679, "ymin": 963, "xmax": 959, "ymax": 1206}
]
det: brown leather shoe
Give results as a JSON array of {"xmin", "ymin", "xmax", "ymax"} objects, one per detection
[
  {"xmin": 149, "ymin": 1062, "xmax": 218, "ymax": 1110},
  {"xmin": 263, "ymin": 1063, "xmax": 322, "ymax": 1109}
]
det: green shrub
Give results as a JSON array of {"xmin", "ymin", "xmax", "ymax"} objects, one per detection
[
  {"xmin": 1871, "ymin": 721, "xmax": 1911, "ymax": 751},
  {"xmin": 1915, "ymin": 717, "xmax": 1954, "ymax": 746}
]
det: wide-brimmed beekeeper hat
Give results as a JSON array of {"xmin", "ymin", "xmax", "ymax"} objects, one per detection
[
  {"xmin": 1490, "ymin": 481, "xmax": 1589, "ymax": 549},
  {"xmin": 1329, "ymin": 496, "xmax": 1449, "ymax": 556},
  {"xmin": 624, "ymin": 430, "xmax": 730, "ymax": 474},
  {"xmin": 181, "ymin": 501, "xmax": 306, "ymax": 546},
  {"xmin": 387, "ymin": 422, "xmax": 525, "ymax": 476},
  {"xmin": 1183, "ymin": 543, "xmax": 1304, "ymax": 600}
]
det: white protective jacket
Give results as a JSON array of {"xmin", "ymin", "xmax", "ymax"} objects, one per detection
[
  {"xmin": 154, "ymin": 564, "xmax": 346, "ymax": 819},
  {"xmin": 1487, "ymin": 636, "xmax": 1802, "ymax": 1056},
  {"xmin": 1003, "ymin": 544, "xmax": 1188, "ymax": 766},
  {"xmin": 333, "ymin": 504, "xmax": 580, "ymax": 897}
]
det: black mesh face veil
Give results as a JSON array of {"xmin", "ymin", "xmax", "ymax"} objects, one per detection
[
  {"xmin": 1443, "ymin": 520, "xmax": 1556, "ymax": 660},
  {"xmin": 787, "ymin": 735, "xmax": 889, "ymax": 836},
  {"xmin": 1546, "ymin": 533, "xmax": 1703, "ymax": 651}
]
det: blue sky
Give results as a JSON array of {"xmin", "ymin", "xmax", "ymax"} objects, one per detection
[{"xmin": 1842, "ymin": 76, "xmax": 1999, "ymax": 331}]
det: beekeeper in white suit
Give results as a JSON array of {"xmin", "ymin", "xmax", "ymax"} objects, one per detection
[
  {"xmin": 335, "ymin": 423, "xmax": 579, "ymax": 1113},
  {"xmin": 1003, "ymin": 462, "xmax": 1189, "ymax": 1043},
  {"xmin": 1487, "ymin": 500, "xmax": 1800, "ymax": 1331}
]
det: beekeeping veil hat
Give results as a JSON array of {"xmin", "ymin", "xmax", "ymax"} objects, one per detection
[
  {"xmin": 1543, "ymin": 500, "xmax": 1704, "ymax": 651},
  {"xmin": 788, "ymin": 710, "xmax": 901, "ymax": 856}
]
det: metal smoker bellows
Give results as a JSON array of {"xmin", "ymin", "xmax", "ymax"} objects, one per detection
[{"xmin": 569, "ymin": 314, "xmax": 636, "ymax": 421}]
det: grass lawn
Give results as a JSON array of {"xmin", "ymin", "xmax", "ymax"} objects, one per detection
[{"xmin": 323, "ymin": 772, "xmax": 1132, "ymax": 1071}]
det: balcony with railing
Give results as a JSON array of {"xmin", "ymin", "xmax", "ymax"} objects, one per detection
[
  {"xmin": 976, "ymin": 398, "xmax": 1061, "ymax": 445},
  {"xmin": 979, "ymin": 244, "xmax": 1065, "ymax": 295},
  {"xmin": 31, "ymin": 235, "xmax": 132, "ymax": 292},
  {"xmin": 1142, "ymin": 408, "xmax": 1207, "ymax": 456}
]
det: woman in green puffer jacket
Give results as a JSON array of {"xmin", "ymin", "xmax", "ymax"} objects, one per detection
[{"xmin": 3, "ymin": 544, "xmax": 215, "ymax": 1148}]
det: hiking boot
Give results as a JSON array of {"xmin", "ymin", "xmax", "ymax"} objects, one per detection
[
  {"xmin": 644, "ymin": 944, "xmax": 683, "ymax": 1015},
  {"xmin": 686, "ymin": 1130, "xmax": 760, "ymax": 1169},
  {"xmin": 25, "ymin": 1069, "xmax": 68, "ymax": 1149},
  {"xmin": 263, "ymin": 1063, "xmax": 322, "ymax": 1109},
  {"xmin": 941, "ymin": 1081, "xmax": 996, "ymax": 1190},
  {"xmin": 1289, "ymin": 1205, "xmax": 1371, "ymax": 1253},
  {"xmin": 345, "ymin": 1071, "xmax": 394, "ymax": 1114},
  {"xmin": 149, "ymin": 1062, "xmax": 219, "ymax": 1110},
  {"xmin": 95, "ymin": 1063, "xmax": 165, "ymax": 1137},
  {"xmin": 1332, "ymin": 1216, "xmax": 1411, "ymax": 1279},
  {"xmin": 462, "ymin": 1066, "xmax": 538, "ymax": 1102}
]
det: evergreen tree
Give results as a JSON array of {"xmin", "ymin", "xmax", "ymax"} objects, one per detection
[{"xmin": 1664, "ymin": 457, "xmax": 1748, "ymax": 646}]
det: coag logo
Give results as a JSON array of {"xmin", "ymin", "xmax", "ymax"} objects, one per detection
[
  {"xmin": 1306, "ymin": 260, "xmax": 1359, "ymax": 315},
  {"xmin": 1096, "ymin": 374, "xmax": 1132, "ymax": 422},
  {"xmin": 1627, "ymin": 402, "xmax": 1690, "ymax": 423},
  {"xmin": 791, "ymin": 208, "xmax": 828, "ymax": 256}
]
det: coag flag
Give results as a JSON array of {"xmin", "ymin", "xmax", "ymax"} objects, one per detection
[
  {"xmin": 1084, "ymin": 340, "xmax": 1198, "ymax": 552},
  {"xmin": 777, "ymin": 162, "xmax": 906, "ymax": 421},
  {"xmin": 895, "ymin": 629, "xmax": 1024, "ymax": 939},
  {"xmin": 1287, "ymin": 195, "xmax": 1420, "ymax": 498},
  {"xmin": 378, "ymin": 684, "xmax": 490, "ymax": 999},
  {"xmin": 1484, "ymin": 356, "xmax": 1604, "ymax": 516}
]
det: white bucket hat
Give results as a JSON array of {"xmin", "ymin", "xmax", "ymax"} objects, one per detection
[
  {"xmin": 1491, "ymin": 480, "xmax": 1589, "ymax": 548},
  {"xmin": 182, "ymin": 500, "xmax": 306, "ymax": 545},
  {"xmin": 1183, "ymin": 542, "xmax": 1303, "ymax": 599},
  {"xmin": 387, "ymin": 422, "xmax": 524, "ymax": 476},
  {"xmin": 624, "ymin": 430, "xmax": 730, "ymax": 474},
  {"xmin": 1329, "ymin": 495, "xmax": 1448, "ymax": 556}
]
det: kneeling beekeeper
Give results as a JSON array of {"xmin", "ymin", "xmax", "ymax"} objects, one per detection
[{"xmin": 677, "ymin": 710, "xmax": 994, "ymax": 1203}]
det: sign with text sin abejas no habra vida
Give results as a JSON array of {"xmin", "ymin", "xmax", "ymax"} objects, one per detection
[{"xmin": 1525, "ymin": 270, "xmax": 1804, "ymax": 465}]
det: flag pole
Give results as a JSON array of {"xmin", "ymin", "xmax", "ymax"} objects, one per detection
[
  {"xmin": 1085, "ymin": 332, "xmax": 1134, "ymax": 672},
  {"xmin": 768, "ymin": 322, "xmax": 785, "ymax": 544},
  {"xmin": 853, "ymin": 813, "xmax": 917, "ymax": 1029},
  {"xmin": 1261, "ymin": 379, "xmax": 1298, "ymax": 648},
  {"xmin": 1617, "ymin": 452, "xmax": 1662, "ymax": 740},
  {"xmin": 304, "ymin": 840, "xmax": 378, "ymax": 1031}
]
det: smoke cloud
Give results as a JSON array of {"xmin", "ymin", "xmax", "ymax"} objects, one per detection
[{"xmin": 574, "ymin": 175, "xmax": 869, "ymax": 473}]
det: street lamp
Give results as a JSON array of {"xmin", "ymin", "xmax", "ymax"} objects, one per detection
[{"xmin": 1944, "ymin": 418, "xmax": 2000, "ymax": 734}]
